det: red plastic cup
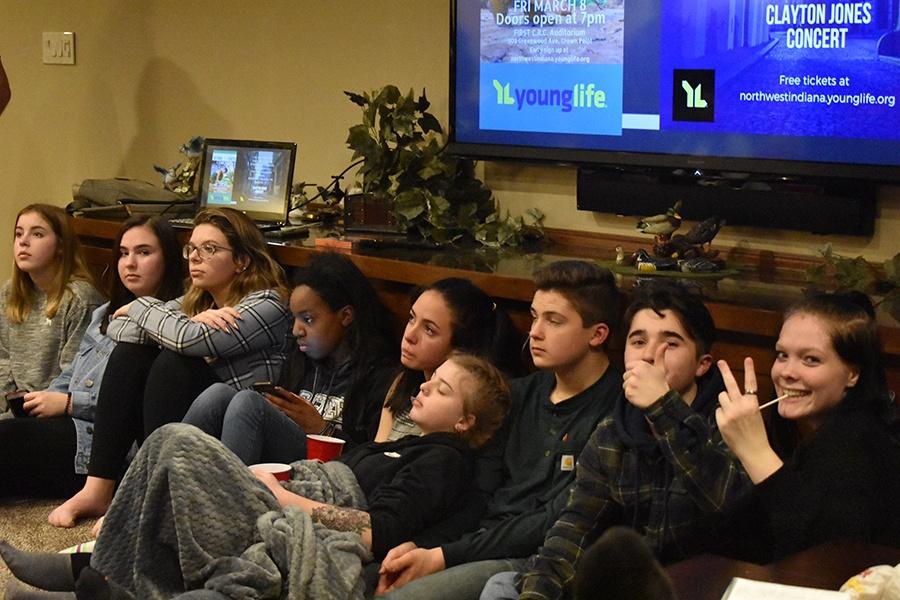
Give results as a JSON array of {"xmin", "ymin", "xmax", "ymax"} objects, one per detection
[
  {"xmin": 249, "ymin": 462, "xmax": 292, "ymax": 481},
  {"xmin": 306, "ymin": 434, "xmax": 345, "ymax": 461}
]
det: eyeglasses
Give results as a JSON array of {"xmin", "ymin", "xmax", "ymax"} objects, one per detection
[{"xmin": 182, "ymin": 242, "xmax": 233, "ymax": 261}]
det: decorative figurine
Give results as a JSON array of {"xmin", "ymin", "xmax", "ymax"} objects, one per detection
[
  {"xmin": 654, "ymin": 216, "xmax": 726, "ymax": 261},
  {"xmin": 636, "ymin": 200, "xmax": 682, "ymax": 239},
  {"xmin": 634, "ymin": 249, "xmax": 678, "ymax": 272},
  {"xmin": 153, "ymin": 136, "xmax": 204, "ymax": 196}
]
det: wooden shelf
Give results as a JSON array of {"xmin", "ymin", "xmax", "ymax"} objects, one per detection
[{"xmin": 74, "ymin": 217, "xmax": 899, "ymax": 398}]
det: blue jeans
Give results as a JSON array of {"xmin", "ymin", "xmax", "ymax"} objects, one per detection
[
  {"xmin": 182, "ymin": 383, "xmax": 307, "ymax": 465},
  {"xmin": 480, "ymin": 570, "xmax": 520, "ymax": 600},
  {"xmin": 377, "ymin": 558, "xmax": 526, "ymax": 600}
]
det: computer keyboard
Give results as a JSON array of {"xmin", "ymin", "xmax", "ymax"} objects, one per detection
[{"xmin": 169, "ymin": 217, "xmax": 194, "ymax": 229}]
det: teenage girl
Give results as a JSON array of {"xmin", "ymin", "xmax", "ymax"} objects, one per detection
[
  {"xmin": 49, "ymin": 207, "xmax": 292, "ymax": 527},
  {"xmin": 715, "ymin": 292, "xmax": 900, "ymax": 560},
  {"xmin": 0, "ymin": 215, "xmax": 183, "ymax": 498},
  {"xmin": 184, "ymin": 252, "xmax": 399, "ymax": 464},
  {"xmin": 1, "ymin": 204, "xmax": 104, "ymax": 408},
  {"xmin": 1, "ymin": 353, "xmax": 513, "ymax": 600},
  {"xmin": 376, "ymin": 277, "xmax": 525, "ymax": 442}
]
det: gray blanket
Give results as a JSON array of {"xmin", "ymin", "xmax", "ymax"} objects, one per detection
[{"xmin": 92, "ymin": 423, "xmax": 372, "ymax": 600}]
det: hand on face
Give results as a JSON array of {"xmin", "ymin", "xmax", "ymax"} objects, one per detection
[{"xmin": 623, "ymin": 341, "xmax": 670, "ymax": 408}]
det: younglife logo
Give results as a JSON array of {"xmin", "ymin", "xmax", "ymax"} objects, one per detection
[{"xmin": 492, "ymin": 79, "xmax": 607, "ymax": 113}]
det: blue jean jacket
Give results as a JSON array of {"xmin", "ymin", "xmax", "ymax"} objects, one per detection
[{"xmin": 47, "ymin": 302, "xmax": 115, "ymax": 474}]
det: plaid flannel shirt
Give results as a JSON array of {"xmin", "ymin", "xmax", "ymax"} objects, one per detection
[
  {"xmin": 519, "ymin": 390, "xmax": 751, "ymax": 600},
  {"xmin": 106, "ymin": 288, "xmax": 292, "ymax": 389}
]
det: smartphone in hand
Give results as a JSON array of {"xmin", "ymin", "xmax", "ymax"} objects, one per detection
[
  {"xmin": 251, "ymin": 382, "xmax": 280, "ymax": 395},
  {"xmin": 5, "ymin": 390, "xmax": 32, "ymax": 418}
]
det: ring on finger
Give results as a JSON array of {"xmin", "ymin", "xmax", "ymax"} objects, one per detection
[{"xmin": 744, "ymin": 389, "xmax": 758, "ymax": 395}]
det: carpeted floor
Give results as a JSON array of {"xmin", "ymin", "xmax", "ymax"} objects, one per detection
[{"xmin": 0, "ymin": 498, "xmax": 96, "ymax": 592}]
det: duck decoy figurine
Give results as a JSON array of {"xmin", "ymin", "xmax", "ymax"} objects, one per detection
[
  {"xmin": 636, "ymin": 200, "xmax": 683, "ymax": 239},
  {"xmin": 678, "ymin": 257, "xmax": 723, "ymax": 273},
  {"xmin": 683, "ymin": 216, "xmax": 726, "ymax": 249},
  {"xmin": 634, "ymin": 249, "xmax": 678, "ymax": 272}
]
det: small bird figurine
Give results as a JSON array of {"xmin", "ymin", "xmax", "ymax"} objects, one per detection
[
  {"xmin": 636, "ymin": 201, "xmax": 683, "ymax": 239},
  {"xmin": 683, "ymin": 216, "xmax": 726, "ymax": 249},
  {"xmin": 615, "ymin": 246, "xmax": 636, "ymax": 266},
  {"xmin": 179, "ymin": 136, "xmax": 204, "ymax": 159},
  {"xmin": 153, "ymin": 163, "xmax": 180, "ymax": 189}
]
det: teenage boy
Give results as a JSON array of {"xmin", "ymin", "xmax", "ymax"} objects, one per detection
[
  {"xmin": 375, "ymin": 260, "xmax": 623, "ymax": 600},
  {"xmin": 484, "ymin": 279, "xmax": 752, "ymax": 600}
]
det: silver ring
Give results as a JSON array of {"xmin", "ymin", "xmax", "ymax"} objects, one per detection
[{"xmin": 745, "ymin": 389, "xmax": 758, "ymax": 395}]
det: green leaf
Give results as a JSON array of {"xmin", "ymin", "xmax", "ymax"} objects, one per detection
[
  {"xmin": 418, "ymin": 113, "xmax": 443, "ymax": 134},
  {"xmin": 374, "ymin": 85, "xmax": 402, "ymax": 107},
  {"xmin": 416, "ymin": 90, "xmax": 431, "ymax": 113},
  {"xmin": 344, "ymin": 91, "xmax": 369, "ymax": 107},
  {"xmin": 394, "ymin": 189, "xmax": 427, "ymax": 221}
]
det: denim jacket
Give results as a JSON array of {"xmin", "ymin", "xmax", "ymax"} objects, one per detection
[{"xmin": 47, "ymin": 303, "xmax": 115, "ymax": 474}]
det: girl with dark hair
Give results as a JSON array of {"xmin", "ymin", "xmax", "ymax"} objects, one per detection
[
  {"xmin": 49, "ymin": 207, "xmax": 292, "ymax": 527},
  {"xmin": 0, "ymin": 215, "xmax": 183, "ymax": 498},
  {"xmin": 714, "ymin": 291, "xmax": 900, "ymax": 561},
  {"xmin": 184, "ymin": 252, "xmax": 399, "ymax": 463},
  {"xmin": 1, "ymin": 204, "xmax": 104, "ymax": 407},
  {"xmin": 376, "ymin": 277, "xmax": 525, "ymax": 441}
]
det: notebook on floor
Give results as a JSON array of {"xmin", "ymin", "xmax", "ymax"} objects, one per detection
[{"xmin": 171, "ymin": 138, "xmax": 297, "ymax": 231}]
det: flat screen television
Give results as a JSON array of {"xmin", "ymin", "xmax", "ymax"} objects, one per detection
[{"xmin": 449, "ymin": 0, "xmax": 900, "ymax": 183}]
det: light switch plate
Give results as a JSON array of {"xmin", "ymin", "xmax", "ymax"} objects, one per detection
[{"xmin": 43, "ymin": 32, "xmax": 75, "ymax": 65}]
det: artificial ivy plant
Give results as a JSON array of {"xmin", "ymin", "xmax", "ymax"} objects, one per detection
[
  {"xmin": 344, "ymin": 85, "xmax": 542, "ymax": 247},
  {"xmin": 806, "ymin": 244, "xmax": 900, "ymax": 323}
]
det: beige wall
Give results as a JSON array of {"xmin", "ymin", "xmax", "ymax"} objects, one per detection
[{"xmin": 1, "ymin": 0, "xmax": 897, "ymax": 281}]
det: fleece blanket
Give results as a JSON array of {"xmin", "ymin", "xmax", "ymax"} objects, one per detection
[{"xmin": 91, "ymin": 423, "xmax": 372, "ymax": 600}]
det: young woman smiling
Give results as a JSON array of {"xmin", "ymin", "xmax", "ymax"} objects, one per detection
[
  {"xmin": 1, "ymin": 204, "xmax": 104, "ymax": 408},
  {"xmin": 49, "ymin": 207, "xmax": 292, "ymax": 527},
  {"xmin": 713, "ymin": 292, "xmax": 900, "ymax": 561},
  {"xmin": 0, "ymin": 215, "xmax": 183, "ymax": 498}
]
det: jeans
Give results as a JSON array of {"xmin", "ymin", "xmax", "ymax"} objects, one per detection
[
  {"xmin": 376, "ymin": 558, "xmax": 526, "ymax": 600},
  {"xmin": 480, "ymin": 570, "xmax": 520, "ymax": 600},
  {"xmin": 183, "ymin": 383, "xmax": 307, "ymax": 465}
]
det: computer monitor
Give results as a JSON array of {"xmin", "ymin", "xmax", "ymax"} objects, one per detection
[{"xmin": 197, "ymin": 138, "xmax": 297, "ymax": 226}]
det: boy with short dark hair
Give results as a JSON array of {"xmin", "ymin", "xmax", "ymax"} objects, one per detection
[
  {"xmin": 486, "ymin": 279, "xmax": 751, "ymax": 600},
  {"xmin": 375, "ymin": 260, "xmax": 623, "ymax": 600}
]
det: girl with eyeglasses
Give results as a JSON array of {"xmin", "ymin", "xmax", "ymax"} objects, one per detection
[
  {"xmin": 50, "ymin": 207, "xmax": 292, "ymax": 528},
  {"xmin": 0, "ymin": 215, "xmax": 183, "ymax": 499}
]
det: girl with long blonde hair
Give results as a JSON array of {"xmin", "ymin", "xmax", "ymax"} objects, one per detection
[{"xmin": 1, "ymin": 204, "xmax": 103, "ymax": 410}]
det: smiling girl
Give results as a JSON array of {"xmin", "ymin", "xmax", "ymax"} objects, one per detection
[
  {"xmin": 49, "ymin": 207, "xmax": 292, "ymax": 527},
  {"xmin": 714, "ymin": 292, "xmax": 900, "ymax": 560},
  {"xmin": 1, "ymin": 204, "xmax": 103, "ymax": 410},
  {"xmin": 0, "ymin": 215, "xmax": 183, "ymax": 498}
]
